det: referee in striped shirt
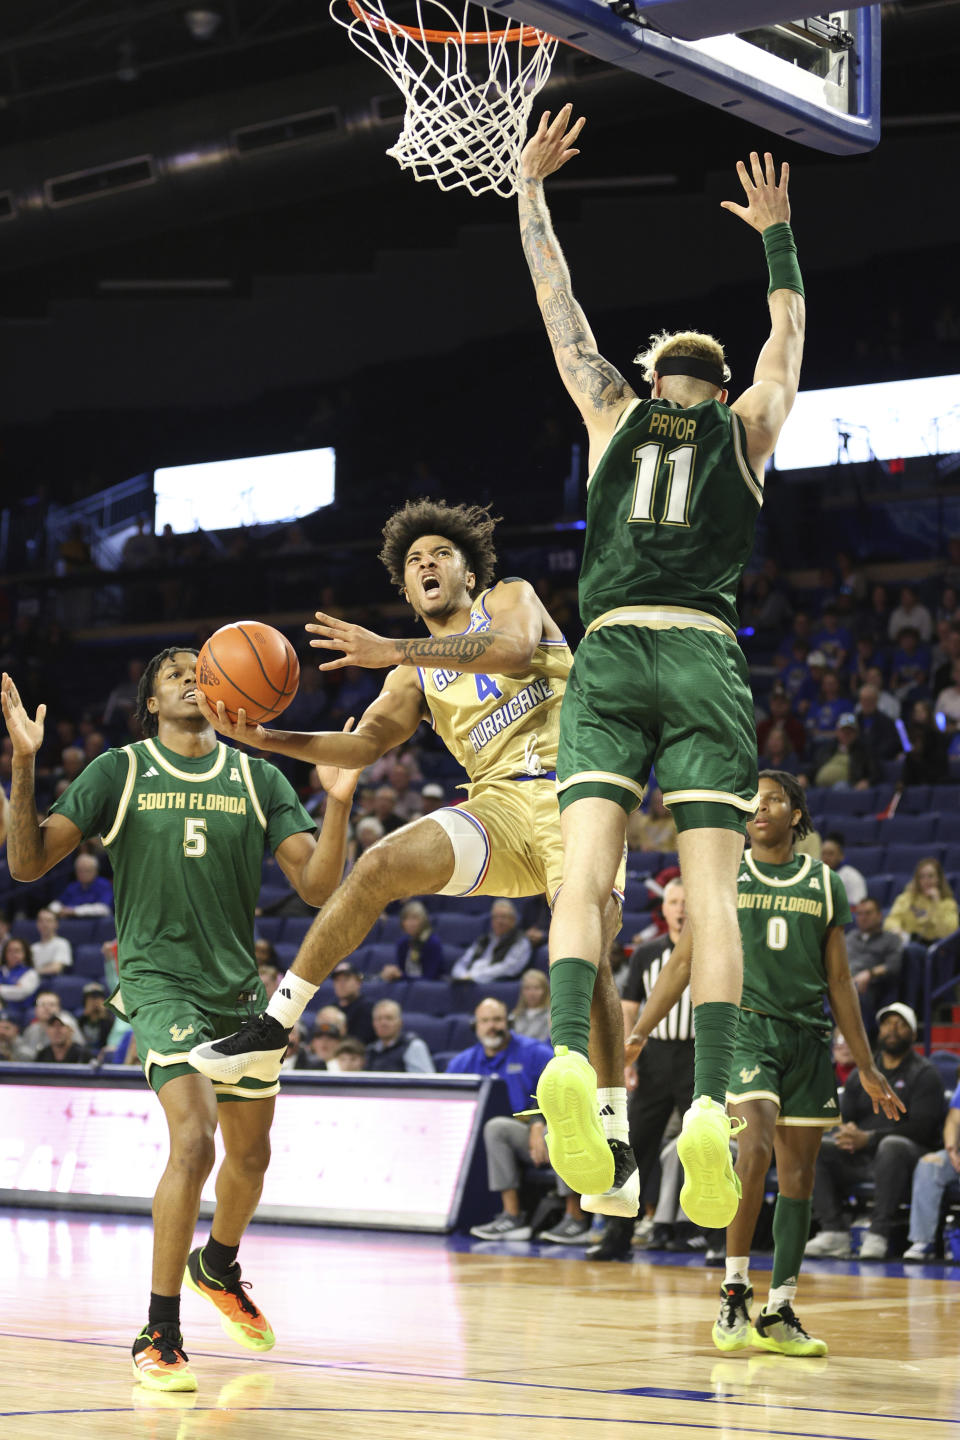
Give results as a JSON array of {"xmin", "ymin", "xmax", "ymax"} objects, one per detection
[{"xmin": 588, "ymin": 877, "xmax": 693, "ymax": 1259}]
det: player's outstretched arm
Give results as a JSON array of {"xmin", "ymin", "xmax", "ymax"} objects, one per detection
[
  {"xmin": 275, "ymin": 726, "xmax": 364, "ymax": 908},
  {"xmin": 309, "ymin": 579, "xmax": 543, "ymax": 678},
  {"xmin": 625, "ymin": 927, "xmax": 693, "ymax": 1062},
  {"xmin": 518, "ymin": 104, "xmax": 635, "ymax": 442},
  {"xmin": 196, "ymin": 669, "xmax": 424, "ymax": 769},
  {"xmin": 725, "ymin": 151, "xmax": 805, "ymax": 476},
  {"xmin": 1, "ymin": 673, "xmax": 82, "ymax": 880},
  {"xmin": 824, "ymin": 927, "xmax": 905, "ymax": 1121}
]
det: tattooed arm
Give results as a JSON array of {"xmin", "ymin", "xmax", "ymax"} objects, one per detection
[
  {"xmin": 518, "ymin": 105, "xmax": 635, "ymax": 442},
  {"xmin": 307, "ymin": 580, "xmax": 544, "ymax": 677}
]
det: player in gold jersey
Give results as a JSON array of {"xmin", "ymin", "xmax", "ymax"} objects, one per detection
[{"xmin": 190, "ymin": 499, "xmax": 636, "ymax": 1218}]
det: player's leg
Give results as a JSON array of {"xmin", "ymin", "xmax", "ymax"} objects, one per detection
[
  {"xmin": 752, "ymin": 1124, "xmax": 828, "ymax": 1356},
  {"xmin": 133, "ymin": 1071, "xmax": 218, "ymax": 1391},
  {"xmin": 189, "ymin": 817, "xmax": 457, "ymax": 1081},
  {"xmin": 537, "ymin": 796, "xmax": 627, "ymax": 1195},
  {"xmin": 712, "ymin": 1098, "xmax": 776, "ymax": 1352},
  {"xmin": 183, "ymin": 1095, "xmax": 277, "ymax": 1352}
]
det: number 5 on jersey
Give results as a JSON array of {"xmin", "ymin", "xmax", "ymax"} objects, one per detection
[
  {"xmin": 183, "ymin": 817, "xmax": 207, "ymax": 857},
  {"xmin": 629, "ymin": 442, "xmax": 696, "ymax": 527}
]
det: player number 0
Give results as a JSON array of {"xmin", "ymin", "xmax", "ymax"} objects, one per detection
[
  {"xmin": 766, "ymin": 916, "xmax": 788, "ymax": 951},
  {"xmin": 628, "ymin": 441, "xmax": 696, "ymax": 527}
]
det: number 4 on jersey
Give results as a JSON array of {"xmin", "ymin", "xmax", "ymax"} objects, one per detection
[{"xmin": 475, "ymin": 673, "xmax": 503, "ymax": 701}]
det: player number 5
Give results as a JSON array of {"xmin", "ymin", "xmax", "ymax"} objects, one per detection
[{"xmin": 183, "ymin": 817, "xmax": 208, "ymax": 857}]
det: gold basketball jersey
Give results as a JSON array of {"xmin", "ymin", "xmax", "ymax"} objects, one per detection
[{"xmin": 417, "ymin": 588, "xmax": 572, "ymax": 784}]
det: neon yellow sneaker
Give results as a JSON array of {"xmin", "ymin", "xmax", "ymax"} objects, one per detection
[
  {"xmin": 750, "ymin": 1302, "xmax": 828, "ymax": 1357},
  {"xmin": 677, "ymin": 1095, "xmax": 744, "ymax": 1229},
  {"xmin": 131, "ymin": 1324, "xmax": 198, "ymax": 1392},
  {"xmin": 535, "ymin": 1047, "xmax": 615, "ymax": 1196},
  {"xmin": 183, "ymin": 1248, "xmax": 276, "ymax": 1352}
]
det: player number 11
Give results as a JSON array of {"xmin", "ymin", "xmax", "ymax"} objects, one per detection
[{"xmin": 628, "ymin": 441, "xmax": 696, "ymax": 527}]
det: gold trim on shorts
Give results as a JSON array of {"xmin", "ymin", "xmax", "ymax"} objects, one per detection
[
  {"xmin": 585, "ymin": 604, "xmax": 736, "ymax": 642},
  {"xmin": 212, "ymin": 1080, "xmax": 280, "ymax": 1100},
  {"xmin": 664, "ymin": 787, "xmax": 758, "ymax": 812},
  {"xmin": 726, "ymin": 1088, "xmax": 781, "ymax": 1107},
  {"xmin": 556, "ymin": 769, "xmax": 646, "ymax": 801}
]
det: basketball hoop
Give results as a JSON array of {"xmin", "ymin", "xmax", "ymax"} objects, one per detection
[{"xmin": 329, "ymin": 0, "xmax": 559, "ymax": 198}]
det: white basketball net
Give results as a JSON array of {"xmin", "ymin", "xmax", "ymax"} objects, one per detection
[{"xmin": 330, "ymin": 0, "xmax": 559, "ymax": 198}]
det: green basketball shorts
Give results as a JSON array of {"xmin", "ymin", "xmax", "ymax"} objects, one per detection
[
  {"xmin": 556, "ymin": 625, "xmax": 758, "ymax": 830},
  {"xmin": 726, "ymin": 1008, "xmax": 839, "ymax": 1126},
  {"xmin": 116, "ymin": 990, "xmax": 277, "ymax": 1101}
]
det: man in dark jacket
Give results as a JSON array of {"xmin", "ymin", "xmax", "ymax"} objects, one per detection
[
  {"xmin": 364, "ymin": 999, "xmax": 435, "ymax": 1073},
  {"xmin": 806, "ymin": 1003, "xmax": 945, "ymax": 1259},
  {"xmin": 855, "ymin": 684, "xmax": 902, "ymax": 764},
  {"xmin": 809, "ymin": 713, "xmax": 881, "ymax": 790}
]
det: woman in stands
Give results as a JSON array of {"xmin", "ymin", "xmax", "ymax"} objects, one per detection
[
  {"xmin": 0, "ymin": 936, "xmax": 40, "ymax": 1027},
  {"xmin": 884, "ymin": 857, "xmax": 959, "ymax": 944},
  {"xmin": 510, "ymin": 968, "xmax": 551, "ymax": 1042},
  {"xmin": 384, "ymin": 900, "xmax": 446, "ymax": 981}
]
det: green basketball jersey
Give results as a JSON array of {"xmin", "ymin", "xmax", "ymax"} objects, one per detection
[
  {"xmin": 737, "ymin": 850, "xmax": 851, "ymax": 1035},
  {"xmin": 49, "ymin": 737, "xmax": 314, "ymax": 1015},
  {"xmin": 579, "ymin": 396, "xmax": 763, "ymax": 635}
]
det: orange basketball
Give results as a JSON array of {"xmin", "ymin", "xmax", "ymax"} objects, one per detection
[{"xmin": 196, "ymin": 621, "xmax": 300, "ymax": 725}]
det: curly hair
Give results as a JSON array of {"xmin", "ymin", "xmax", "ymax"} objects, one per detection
[
  {"xmin": 135, "ymin": 646, "xmax": 199, "ymax": 737},
  {"xmin": 757, "ymin": 769, "xmax": 812, "ymax": 840},
  {"xmin": 633, "ymin": 328, "xmax": 731, "ymax": 386},
  {"xmin": 378, "ymin": 498, "xmax": 500, "ymax": 598}
]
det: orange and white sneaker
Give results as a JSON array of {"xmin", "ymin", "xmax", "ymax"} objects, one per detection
[
  {"xmin": 184, "ymin": 1247, "xmax": 276, "ymax": 1352},
  {"xmin": 131, "ymin": 1323, "xmax": 198, "ymax": 1392}
]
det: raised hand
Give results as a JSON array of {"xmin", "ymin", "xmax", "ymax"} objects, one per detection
[
  {"xmin": 721, "ymin": 151, "xmax": 791, "ymax": 233},
  {"xmin": 520, "ymin": 103, "xmax": 585, "ymax": 181},
  {"xmin": 1, "ymin": 673, "xmax": 46, "ymax": 757},
  {"xmin": 316, "ymin": 719, "xmax": 364, "ymax": 803},
  {"xmin": 195, "ymin": 691, "xmax": 273, "ymax": 749},
  {"xmin": 306, "ymin": 611, "xmax": 397, "ymax": 672}
]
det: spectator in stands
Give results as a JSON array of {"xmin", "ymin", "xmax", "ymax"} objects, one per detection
[
  {"xmin": 904, "ymin": 1080, "xmax": 960, "ymax": 1260},
  {"xmin": 51, "ymin": 746, "xmax": 87, "ymax": 791},
  {"xmin": 757, "ymin": 726, "xmax": 802, "ymax": 777},
  {"xmin": 17, "ymin": 987, "xmax": 64, "ymax": 1058},
  {"xmin": 811, "ymin": 605, "xmax": 854, "ymax": 673},
  {"xmin": 381, "ymin": 899, "xmax": 445, "ymax": 982},
  {"xmin": 333, "ymin": 1037, "xmax": 367, "ymax": 1072},
  {"xmin": 935, "ymin": 661, "xmax": 960, "ymax": 730},
  {"xmin": 35, "ymin": 1011, "xmax": 90, "ymax": 1065},
  {"xmin": 864, "ymin": 664, "xmax": 901, "ymax": 720},
  {"xmin": 855, "ymin": 684, "xmax": 902, "ymax": 764},
  {"xmin": 102, "ymin": 658, "xmax": 146, "ymax": 732},
  {"xmin": 454, "ymin": 998, "xmax": 588, "ymax": 1244},
  {"xmin": 371, "ymin": 785, "xmax": 405, "ymax": 835},
  {"xmin": 806, "ymin": 671, "xmax": 848, "ymax": 748},
  {"xmin": 806, "ymin": 1004, "xmax": 944, "ymax": 1259},
  {"xmin": 834, "ymin": 550, "xmax": 866, "ymax": 606},
  {"xmin": 794, "ymin": 650, "xmax": 829, "ymax": 719},
  {"xmin": 387, "ymin": 762, "xmax": 423, "ymax": 822},
  {"xmin": 884, "ymin": 858, "xmax": 959, "ymax": 944},
  {"xmin": 820, "ymin": 834, "xmax": 867, "ymax": 907},
  {"xmin": 309, "ymin": 1008, "xmax": 348, "ymax": 1068},
  {"xmin": 811, "ymin": 713, "xmax": 880, "ymax": 790},
  {"xmin": 331, "ymin": 960, "xmax": 376, "ymax": 1043},
  {"xmin": 51, "ymin": 852, "xmax": 113, "ymax": 917},
  {"xmin": 0, "ymin": 1008, "xmax": 31, "ymax": 1061},
  {"xmin": 932, "ymin": 623, "xmax": 960, "ymax": 696},
  {"xmin": 256, "ymin": 959, "xmax": 282, "ymax": 1001},
  {"xmin": 280, "ymin": 1021, "xmax": 318, "ymax": 1072},
  {"xmin": 889, "ymin": 585, "xmax": 933, "ymax": 644},
  {"xmin": 510, "ymin": 969, "xmax": 551, "ymax": 1042},
  {"xmin": 75, "ymin": 981, "xmax": 113, "ymax": 1052},
  {"xmin": 777, "ymin": 612, "xmax": 813, "ymax": 663},
  {"xmin": 365, "ymin": 999, "xmax": 435, "ymax": 1073},
  {"xmin": 352, "ymin": 816, "xmax": 385, "ymax": 861},
  {"xmin": 832, "ymin": 1029, "xmax": 855, "ymax": 1086},
  {"xmin": 855, "ymin": 585, "xmax": 891, "ymax": 647},
  {"xmin": 847, "ymin": 897, "xmax": 903, "ymax": 1030},
  {"xmin": 625, "ymin": 788, "xmax": 678, "ymax": 854},
  {"xmin": 420, "ymin": 783, "xmax": 446, "ymax": 815},
  {"xmin": 741, "ymin": 574, "xmax": 792, "ymax": 640},
  {"xmin": 890, "ymin": 627, "xmax": 932, "ymax": 706},
  {"xmin": 756, "ymin": 684, "xmax": 806, "ymax": 760},
  {"xmin": 850, "ymin": 638, "xmax": 886, "ymax": 695},
  {"xmin": 452, "ymin": 900, "xmax": 532, "ymax": 984},
  {"xmin": 31, "ymin": 908, "xmax": 73, "ymax": 977},
  {"xmin": 0, "ymin": 937, "xmax": 40, "ymax": 1026},
  {"xmin": 901, "ymin": 699, "xmax": 950, "ymax": 786}
]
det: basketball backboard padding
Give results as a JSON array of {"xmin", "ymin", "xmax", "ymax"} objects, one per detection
[
  {"xmin": 487, "ymin": 2, "xmax": 880, "ymax": 153},
  {"xmin": 634, "ymin": 1, "xmax": 875, "ymax": 43}
]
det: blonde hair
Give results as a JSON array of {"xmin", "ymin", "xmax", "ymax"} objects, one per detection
[
  {"xmin": 511, "ymin": 968, "xmax": 550, "ymax": 1019},
  {"xmin": 634, "ymin": 329, "xmax": 731, "ymax": 387}
]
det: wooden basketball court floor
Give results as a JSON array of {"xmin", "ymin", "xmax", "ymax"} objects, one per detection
[{"xmin": 2, "ymin": 1208, "xmax": 959, "ymax": 1440}]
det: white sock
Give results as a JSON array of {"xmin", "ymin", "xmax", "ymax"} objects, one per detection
[
  {"xmin": 266, "ymin": 972, "xmax": 318, "ymax": 1028},
  {"xmin": 597, "ymin": 1087, "xmax": 629, "ymax": 1143},
  {"xmin": 724, "ymin": 1256, "xmax": 750, "ymax": 1286},
  {"xmin": 765, "ymin": 1282, "xmax": 797, "ymax": 1311}
]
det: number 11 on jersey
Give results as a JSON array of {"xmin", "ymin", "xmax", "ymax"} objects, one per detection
[{"xmin": 628, "ymin": 441, "xmax": 696, "ymax": 528}]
